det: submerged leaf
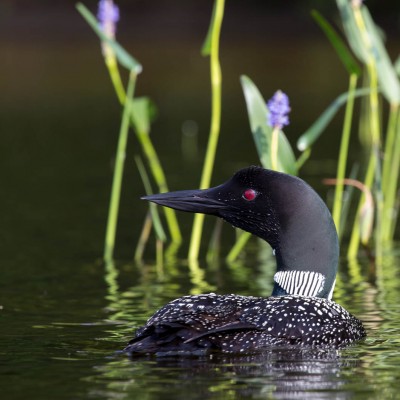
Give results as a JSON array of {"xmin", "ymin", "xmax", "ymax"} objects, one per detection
[{"xmin": 240, "ymin": 76, "xmax": 297, "ymax": 175}]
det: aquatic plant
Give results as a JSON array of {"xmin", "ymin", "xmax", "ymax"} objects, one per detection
[
  {"xmin": 313, "ymin": 0, "xmax": 400, "ymax": 261},
  {"xmin": 267, "ymin": 90, "xmax": 291, "ymax": 171},
  {"xmin": 77, "ymin": 1, "xmax": 181, "ymax": 262},
  {"xmin": 267, "ymin": 90, "xmax": 291, "ymax": 129},
  {"xmin": 188, "ymin": 0, "xmax": 225, "ymax": 263},
  {"xmin": 226, "ymin": 81, "xmax": 297, "ymax": 261},
  {"xmin": 297, "ymin": 1, "xmax": 400, "ymax": 261},
  {"xmin": 78, "ymin": 0, "xmax": 400, "ymax": 268},
  {"xmin": 234, "ymin": 0, "xmax": 400, "ymax": 265}
]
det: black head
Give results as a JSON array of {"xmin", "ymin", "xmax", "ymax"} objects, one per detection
[
  {"xmin": 143, "ymin": 167, "xmax": 279, "ymax": 243},
  {"xmin": 143, "ymin": 166, "xmax": 339, "ymax": 299}
]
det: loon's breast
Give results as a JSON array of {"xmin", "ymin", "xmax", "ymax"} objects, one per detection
[{"xmin": 124, "ymin": 293, "xmax": 366, "ymax": 356}]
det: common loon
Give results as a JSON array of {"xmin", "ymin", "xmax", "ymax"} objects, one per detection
[{"xmin": 124, "ymin": 166, "xmax": 366, "ymax": 356}]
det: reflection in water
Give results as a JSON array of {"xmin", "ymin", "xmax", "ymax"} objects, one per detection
[
  {"xmin": 87, "ymin": 348, "xmax": 358, "ymax": 400},
  {"xmin": 188, "ymin": 259, "xmax": 217, "ymax": 295}
]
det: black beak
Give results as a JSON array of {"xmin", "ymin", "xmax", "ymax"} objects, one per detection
[{"xmin": 142, "ymin": 188, "xmax": 228, "ymax": 215}]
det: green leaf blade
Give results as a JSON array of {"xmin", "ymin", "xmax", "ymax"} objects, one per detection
[
  {"xmin": 76, "ymin": 2, "xmax": 142, "ymax": 74},
  {"xmin": 336, "ymin": 0, "xmax": 369, "ymax": 64},
  {"xmin": 297, "ymin": 88, "xmax": 371, "ymax": 151},
  {"xmin": 201, "ymin": 2, "xmax": 216, "ymax": 56},
  {"xmin": 361, "ymin": 7, "xmax": 400, "ymax": 104},
  {"xmin": 240, "ymin": 75, "xmax": 297, "ymax": 175},
  {"xmin": 311, "ymin": 9, "xmax": 361, "ymax": 76}
]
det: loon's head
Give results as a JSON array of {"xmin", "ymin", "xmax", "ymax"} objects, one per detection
[{"xmin": 143, "ymin": 166, "xmax": 339, "ymax": 299}]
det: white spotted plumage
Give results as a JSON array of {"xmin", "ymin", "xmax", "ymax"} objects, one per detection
[{"xmin": 125, "ymin": 293, "xmax": 366, "ymax": 355}]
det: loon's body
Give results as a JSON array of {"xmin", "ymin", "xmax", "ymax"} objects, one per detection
[{"xmin": 125, "ymin": 167, "xmax": 366, "ymax": 356}]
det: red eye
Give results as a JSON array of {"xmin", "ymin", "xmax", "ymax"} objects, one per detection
[{"xmin": 242, "ymin": 189, "xmax": 257, "ymax": 201}]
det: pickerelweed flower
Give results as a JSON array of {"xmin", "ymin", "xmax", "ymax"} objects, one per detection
[
  {"xmin": 98, "ymin": 0, "xmax": 120, "ymax": 38},
  {"xmin": 267, "ymin": 90, "xmax": 291, "ymax": 129}
]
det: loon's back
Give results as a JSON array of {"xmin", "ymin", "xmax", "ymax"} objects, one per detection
[{"xmin": 125, "ymin": 293, "xmax": 366, "ymax": 356}]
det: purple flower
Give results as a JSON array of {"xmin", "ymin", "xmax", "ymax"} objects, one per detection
[
  {"xmin": 267, "ymin": 90, "xmax": 291, "ymax": 129},
  {"xmin": 98, "ymin": 0, "xmax": 120, "ymax": 37}
]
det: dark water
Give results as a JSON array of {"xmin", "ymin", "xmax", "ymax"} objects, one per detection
[
  {"xmin": 2, "ymin": 2, "xmax": 400, "ymax": 399},
  {"xmin": 2, "ymin": 245, "xmax": 400, "ymax": 399}
]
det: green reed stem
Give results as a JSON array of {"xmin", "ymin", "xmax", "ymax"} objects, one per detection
[
  {"xmin": 382, "ymin": 108, "xmax": 400, "ymax": 241},
  {"xmin": 348, "ymin": 155, "xmax": 375, "ymax": 259},
  {"xmin": 188, "ymin": 0, "xmax": 225, "ymax": 262},
  {"xmin": 348, "ymin": 6, "xmax": 382, "ymax": 259},
  {"xmin": 104, "ymin": 71, "xmax": 137, "ymax": 262},
  {"xmin": 135, "ymin": 130, "xmax": 182, "ymax": 244},
  {"xmin": 226, "ymin": 231, "xmax": 251, "ymax": 263},
  {"xmin": 134, "ymin": 155, "xmax": 166, "ymax": 242},
  {"xmin": 332, "ymin": 73, "xmax": 358, "ymax": 238},
  {"xmin": 156, "ymin": 239, "xmax": 164, "ymax": 277},
  {"xmin": 366, "ymin": 63, "xmax": 382, "ymax": 262},
  {"xmin": 206, "ymin": 219, "xmax": 223, "ymax": 265},
  {"xmin": 271, "ymin": 128, "xmax": 279, "ymax": 171},
  {"xmin": 382, "ymin": 104, "xmax": 399, "ymax": 195},
  {"xmin": 296, "ymin": 148, "xmax": 311, "ymax": 170},
  {"xmin": 105, "ymin": 56, "xmax": 126, "ymax": 104},
  {"xmin": 134, "ymin": 211, "xmax": 153, "ymax": 263},
  {"xmin": 103, "ymin": 55, "xmax": 181, "ymax": 245}
]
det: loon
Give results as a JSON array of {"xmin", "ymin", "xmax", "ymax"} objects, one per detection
[{"xmin": 124, "ymin": 166, "xmax": 366, "ymax": 356}]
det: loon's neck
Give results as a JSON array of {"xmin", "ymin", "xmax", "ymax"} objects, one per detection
[
  {"xmin": 142, "ymin": 167, "xmax": 339, "ymax": 300},
  {"xmin": 264, "ymin": 172, "xmax": 339, "ymax": 299}
]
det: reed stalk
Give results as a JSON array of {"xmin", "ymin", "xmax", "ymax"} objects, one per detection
[
  {"xmin": 105, "ymin": 55, "xmax": 126, "ymax": 104},
  {"xmin": 348, "ymin": 5, "xmax": 382, "ymax": 259},
  {"xmin": 332, "ymin": 73, "xmax": 358, "ymax": 238},
  {"xmin": 104, "ymin": 70, "xmax": 137, "ymax": 262},
  {"xmin": 382, "ymin": 104, "xmax": 399, "ymax": 194},
  {"xmin": 103, "ymin": 66, "xmax": 182, "ymax": 245},
  {"xmin": 381, "ymin": 104, "xmax": 400, "ymax": 241},
  {"xmin": 134, "ymin": 155, "xmax": 166, "ymax": 262},
  {"xmin": 188, "ymin": 0, "xmax": 225, "ymax": 262},
  {"xmin": 156, "ymin": 239, "xmax": 164, "ymax": 277},
  {"xmin": 226, "ymin": 231, "xmax": 251, "ymax": 263},
  {"xmin": 270, "ymin": 128, "xmax": 279, "ymax": 171},
  {"xmin": 92, "ymin": 9, "xmax": 181, "ymax": 244},
  {"xmin": 348, "ymin": 156, "xmax": 375, "ymax": 259},
  {"xmin": 134, "ymin": 212, "xmax": 153, "ymax": 263},
  {"xmin": 382, "ymin": 110, "xmax": 400, "ymax": 241},
  {"xmin": 134, "ymin": 128, "xmax": 181, "ymax": 244}
]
